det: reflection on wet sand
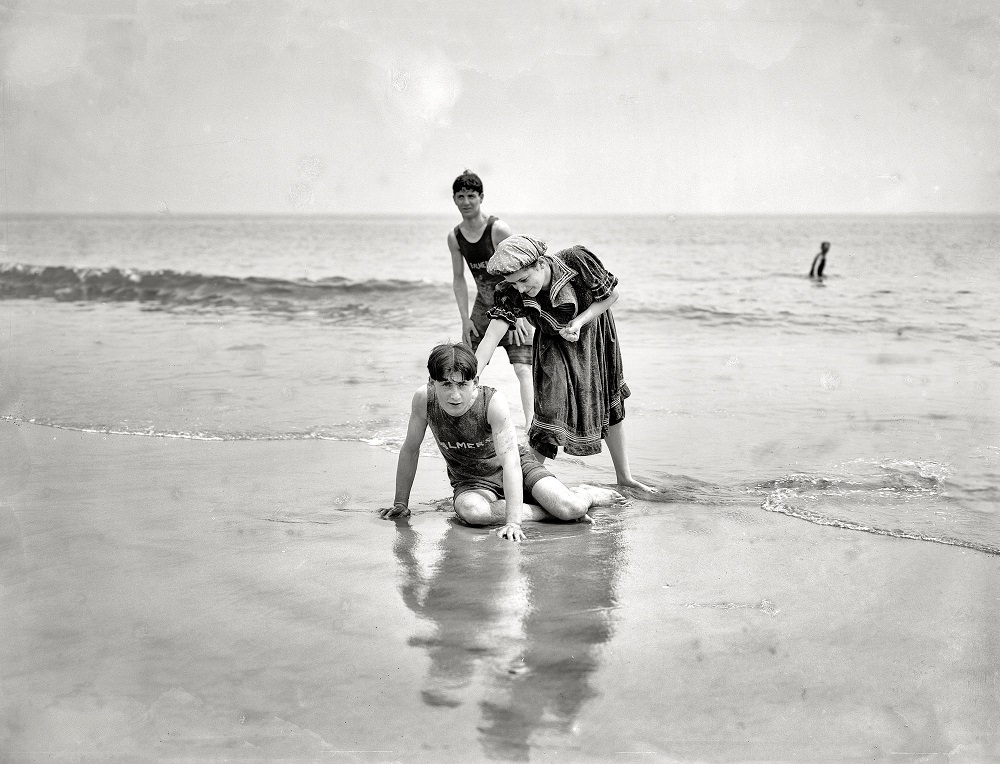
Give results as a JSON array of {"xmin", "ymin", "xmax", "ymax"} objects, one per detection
[{"xmin": 391, "ymin": 515, "xmax": 628, "ymax": 760}]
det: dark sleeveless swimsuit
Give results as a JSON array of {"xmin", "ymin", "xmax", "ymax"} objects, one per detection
[
  {"xmin": 454, "ymin": 218, "xmax": 533, "ymax": 365},
  {"xmin": 426, "ymin": 383, "xmax": 551, "ymax": 500}
]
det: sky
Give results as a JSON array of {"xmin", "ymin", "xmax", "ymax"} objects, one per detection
[{"xmin": 1, "ymin": 0, "xmax": 998, "ymax": 215}]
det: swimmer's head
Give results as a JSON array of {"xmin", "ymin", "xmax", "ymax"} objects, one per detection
[
  {"xmin": 427, "ymin": 343, "xmax": 478, "ymax": 383},
  {"xmin": 821, "ymin": 241, "xmax": 830, "ymax": 252},
  {"xmin": 452, "ymin": 170, "xmax": 483, "ymax": 196}
]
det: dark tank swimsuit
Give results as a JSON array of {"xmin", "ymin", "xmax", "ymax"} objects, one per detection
[
  {"xmin": 454, "ymin": 216, "xmax": 501, "ymax": 337},
  {"xmin": 427, "ymin": 383, "xmax": 502, "ymax": 496},
  {"xmin": 426, "ymin": 383, "xmax": 551, "ymax": 500},
  {"xmin": 454, "ymin": 218, "xmax": 532, "ymax": 363}
]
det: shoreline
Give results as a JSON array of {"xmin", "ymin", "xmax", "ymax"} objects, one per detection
[{"xmin": 1, "ymin": 421, "xmax": 998, "ymax": 760}]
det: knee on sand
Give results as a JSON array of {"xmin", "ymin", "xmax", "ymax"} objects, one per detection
[{"xmin": 453, "ymin": 484, "xmax": 626, "ymax": 526}]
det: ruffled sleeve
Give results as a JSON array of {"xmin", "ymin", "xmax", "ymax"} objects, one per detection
[
  {"xmin": 485, "ymin": 282, "xmax": 525, "ymax": 325},
  {"xmin": 564, "ymin": 245, "xmax": 618, "ymax": 301}
]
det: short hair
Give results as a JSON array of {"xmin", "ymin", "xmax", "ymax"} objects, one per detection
[
  {"xmin": 427, "ymin": 343, "xmax": 478, "ymax": 382},
  {"xmin": 452, "ymin": 170, "xmax": 483, "ymax": 196}
]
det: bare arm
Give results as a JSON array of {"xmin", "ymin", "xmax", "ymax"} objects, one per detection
[
  {"xmin": 491, "ymin": 220, "xmax": 532, "ymax": 346},
  {"xmin": 475, "ymin": 318, "xmax": 510, "ymax": 374},
  {"xmin": 559, "ymin": 289, "xmax": 620, "ymax": 342},
  {"xmin": 491, "ymin": 219, "xmax": 514, "ymax": 246},
  {"xmin": 488, "ymin": 391, "xmax": 525, "ymax": 541},
  {"xmin": 448, "ymin": 232, "xmax": 476, "ymax": 345},
  {"xmin": 380, "ymin": 387, "xmax": 428, "ymax": 519}
]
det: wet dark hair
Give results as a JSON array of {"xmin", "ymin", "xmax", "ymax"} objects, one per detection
[
  {"xmin": 452, "ymin": 170, "xmax": 483, "ymax": 196},
  {"xmin": 427, "ymin": 343, "xmax": 478, "ymax": 382}
]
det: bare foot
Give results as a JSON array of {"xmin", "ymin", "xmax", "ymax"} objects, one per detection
[
  {"xmin": 575, "ymin": 484, "xmax": 629, "ymax": 507},
  {"xmin": 617, "ymin": 477, "xmax": 657, "ymax": 493}
]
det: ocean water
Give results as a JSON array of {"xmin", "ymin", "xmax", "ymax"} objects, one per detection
[{"xmin": 1, "ymin": 213, "xmax": 999, "ymax": 555}]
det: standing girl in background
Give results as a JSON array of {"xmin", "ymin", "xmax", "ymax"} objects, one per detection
[
  {"xmin": 474, "ymin": 235, "xmax": 653, "ymax": 493},
  {"xmin": 447, "ymin": 170, "xmax": 534, "ymax": 428}
]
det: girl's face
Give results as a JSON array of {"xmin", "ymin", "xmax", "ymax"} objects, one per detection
[
  {"xmin": 453, "ymin": 189, "xmax": 482, "ymax": 217},
  {"xmin": 504, "ymin": 262, "xmax": 548, "ymax": 298},
  {"xmin": 432, "ymin": 372, "xmax": 478, "ymax": 417}
]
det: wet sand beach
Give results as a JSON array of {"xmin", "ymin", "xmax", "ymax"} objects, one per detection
[
  {"xmin": 3, "ymin": 0, "xmax": 999, "ymax": 758},
  {"xmin": 2, "ymin": 420, "xmax": 997, "ymax": 762}
]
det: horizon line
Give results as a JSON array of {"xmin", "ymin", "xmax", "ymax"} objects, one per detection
[{"xmin": 2, "ymin": 210, "xmax": 998, "ymax": 219}]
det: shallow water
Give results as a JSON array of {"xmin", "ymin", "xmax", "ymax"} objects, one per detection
[{"xmin": 2, "ymin": 213, "xmax": 999, "ymax": 554}]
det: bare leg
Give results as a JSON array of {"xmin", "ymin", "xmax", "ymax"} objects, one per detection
[
  {"xmin": 511, "ymin": 362, "xmax": 534, "ymax": 430},
  {"xmin": 453, "ymin": 489, "xmax": 554, "ymax": 526},
  {"xmin": 529, "ymin": 476, "xmax": 627, "ymax": 522},
  {"xmin": 606, "ymin": 421, "xmax": 655, "ymax": 492}
]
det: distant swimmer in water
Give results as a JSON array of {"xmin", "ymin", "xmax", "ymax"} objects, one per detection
[{"xmin": 809, "ymin": 241, "xmax": 830, "ymax": 279}]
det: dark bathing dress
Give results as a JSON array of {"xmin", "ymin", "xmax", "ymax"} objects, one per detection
[
  {"xmin": 454, "ymin": 216, "xmax": 532, "ymax": 366},
  {"xmin": 487, "ymin": 245, "xmax": 630, "ymax": 459}
]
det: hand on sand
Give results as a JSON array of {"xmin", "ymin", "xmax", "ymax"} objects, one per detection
[
  {"xmin": 497, "ymin": 523, "xmax": 526, "ymax": 542},
  {"xmin": 379, "ymin": 503, "xmax": 410, "ymax": 519}
]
